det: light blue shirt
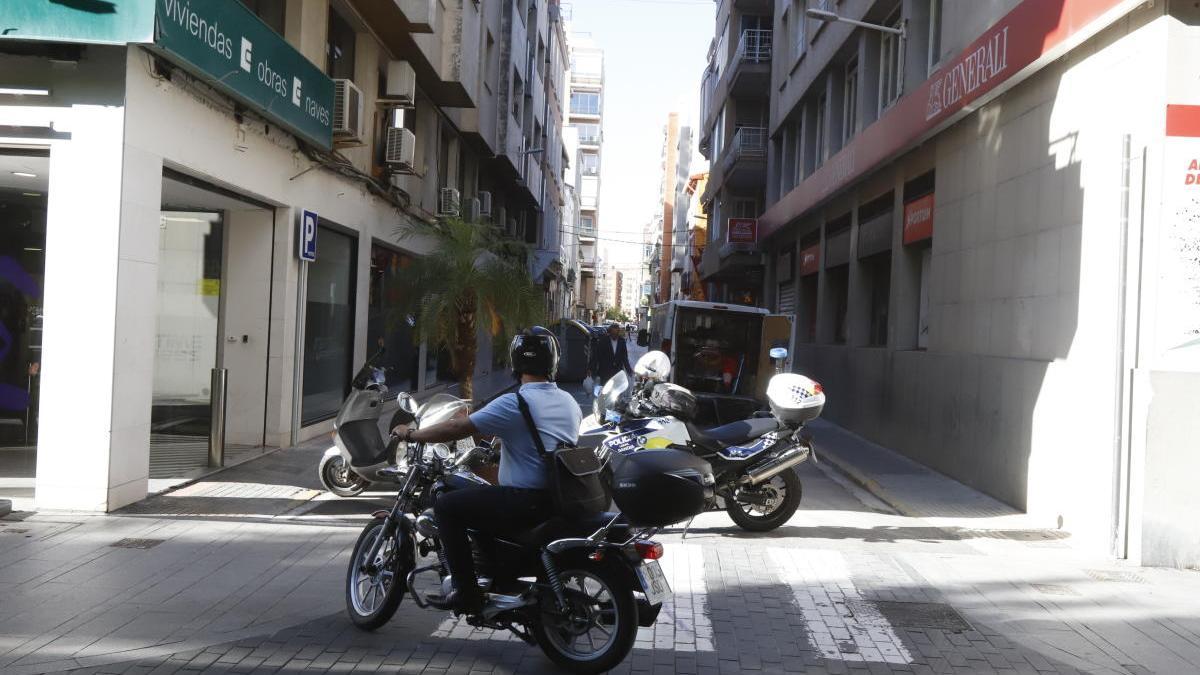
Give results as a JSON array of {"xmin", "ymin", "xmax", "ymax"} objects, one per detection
[{"xmin": 469, "ymin": 382, "xmax": 582, "ymax": 489}]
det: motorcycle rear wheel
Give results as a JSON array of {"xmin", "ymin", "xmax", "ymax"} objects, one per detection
[
  {"xmin": 725, "ymin": 469, "xmax": 802, "ymax": 532},
  {"xmin": 321, "ymin": 454, "xmax": 369, "ymax": 497},
  {"xmin": 346, "ymin": 519, "xmax": 406, "ymax": 630},
  {"xmin": 531, "ymin": 562, "xmax": 638, "ymax": 674}
]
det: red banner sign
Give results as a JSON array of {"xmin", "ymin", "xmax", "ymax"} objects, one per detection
[
  {"xmin": 727, "ymin": 218, "xmax": 758, "ymax": 244},
  {"xmin": 759, "ymin": 0, "xmax": 1135, "ymax": 239},
  {"xmin": 903, "ymin": 194, "xmax": 935, "ymax": 244},
  {"xmin": 799, "ymin": 244, "xmax": 820, "ymax": 276}
]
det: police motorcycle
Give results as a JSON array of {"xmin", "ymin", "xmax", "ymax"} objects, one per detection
[
  {"xmin": 580, "ymin": 350, "xmax": 825, "ymax": 532},
  {"xmin": 345, "ymin": 391, "xmax": 715, "ymax": 673}
]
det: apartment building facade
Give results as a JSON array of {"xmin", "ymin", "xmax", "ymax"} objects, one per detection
[
  {"xmin": 0, "ymin": 0, "xmax": 570, "ymax": 512},
  {"xmin": 566, "ymin": 36, "xmax": 605, "ymax": 321},
  {"xmin": 715, "ymin": 0, "xmax": 1200, "ymax": 567}
]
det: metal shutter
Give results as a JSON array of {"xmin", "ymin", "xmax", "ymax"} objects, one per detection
[{"xmin": 778, "ymin": 283, "xmax": 797, "ymax": 315}]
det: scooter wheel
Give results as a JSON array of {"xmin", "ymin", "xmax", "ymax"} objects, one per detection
[{"xmin": 320, "ymin": 454, "xmax": 369, "ymax": 497}]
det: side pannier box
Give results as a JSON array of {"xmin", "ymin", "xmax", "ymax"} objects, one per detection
[
  {"xmin": 610, "ymin": 449, "xmax": 713, "ymax": 526},
  {"xmin": 765, "ymin": 373, "xmax": 825, "ymax": 426}
]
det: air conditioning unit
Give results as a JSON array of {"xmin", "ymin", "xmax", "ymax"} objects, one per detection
[
  {"xmin": 465, "ymin": 198, "xmax": 481, "ymax": 222},
  {"xmin": 478, "ymin": 191, "xmax": 493, "ymax": 217},
  {"xmin": 333, "ymin": 79, "xmax": 364, "ymax": 142},
  {"xmin": 438, "ymin": 188, "xmax": 461, "ymax": 217},
  {"xmin": 382, "ymin": 60, "xmax": 416, "ymax": 107},
  {"xmin": 384, "ymin": 127, "xmax": 416, "ymax": 172}
]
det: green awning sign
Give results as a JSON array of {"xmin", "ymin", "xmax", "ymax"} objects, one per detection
[
  {"xmin": 151, "ymin": 0, "xmax": 333, "ymax": 149},
  {"xmin": 2, "ymin": 1, "xmax": 334, "ymax": 150}
]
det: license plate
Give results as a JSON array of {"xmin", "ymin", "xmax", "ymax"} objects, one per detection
[{"xmin": 635, "ymin": 560, "xmax": 672, "ymax": 605}]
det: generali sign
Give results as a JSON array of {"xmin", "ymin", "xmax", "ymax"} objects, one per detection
[{"xmin": 759, "ymin": 0, "xmax": 1140, "ymax": 239}]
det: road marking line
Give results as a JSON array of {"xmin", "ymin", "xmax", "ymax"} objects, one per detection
[{"xmin": 768, "ymin": 548, "xmax": 913, "ymax": 664}]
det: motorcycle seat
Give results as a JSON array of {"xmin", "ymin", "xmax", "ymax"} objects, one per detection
[
  {"xmin": 685, "ymin": 418, "xmax": 783, "ymax": 452},
  {"xmin": 506, "ymin": 512, "xmax": 626, "ymax": 548}
]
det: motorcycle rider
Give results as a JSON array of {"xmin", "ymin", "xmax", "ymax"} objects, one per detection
[{"xmin": 399, "ymin": 327, "xmax": 581, "ymax": 613}]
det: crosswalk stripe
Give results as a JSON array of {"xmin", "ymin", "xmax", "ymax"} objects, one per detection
[{"xmin": 767, "ymin": 548, "xmax": 913, "ymax": 664}]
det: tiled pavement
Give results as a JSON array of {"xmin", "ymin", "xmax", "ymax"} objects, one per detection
[{"xmin": 2, "ymin": 380, "xmax": 1199, "ymax": 673}]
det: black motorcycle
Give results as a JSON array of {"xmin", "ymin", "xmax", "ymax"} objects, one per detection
[{"xmin": 344, "ymin": 391, "xmax": 707, "ymax": 673}]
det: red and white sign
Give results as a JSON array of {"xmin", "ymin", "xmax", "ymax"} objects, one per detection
[
  {"xmin": 727, "ymin": 218, "xmax": 758, "ymax": 244},
  {"xmin": 902, "ymin": 194, "xmax": 935, "ymax": 244},
  {"xmin": 760, "ymin": 0, "xmax": 1139, "ymax": 239},
  {"xmin": 1156, "ymin": 105, "xmax": 1200, "ymax": 371},
  {"xmin": 799, "ymin": 244, "xmax": 820, "ymax": 276}
]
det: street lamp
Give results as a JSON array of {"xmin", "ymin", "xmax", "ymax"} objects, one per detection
[{"xmin": 804, "ymin": 7, "xmax": 905, "ymax": 37}]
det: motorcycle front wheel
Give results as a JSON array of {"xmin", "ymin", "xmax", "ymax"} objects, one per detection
[
  {"xmin": 346, "ymin": 519, "xmax": 406, "ymax": 630},
  {"xmin": 725, "ymin": 469, "xmax": 802, "ymax": 532},
  {"xmin": 320, "ymin": 454, "xmax": 369, "ymax": 497},
  {"xmin": 531, "ymin": 562, "xmax": 638, "ymax": 674}
]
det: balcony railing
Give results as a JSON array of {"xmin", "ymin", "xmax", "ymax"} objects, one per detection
[
  {"xmin": 729, "ymin": 126, "xmax": 767, "ymax": 162},
  {"xmin": 579, "ymin": 133, "xmax": 601, "ymax": 145},
  {"xmin": 736, "ymin": 29, "xmax": 773, "ymax": 63}
]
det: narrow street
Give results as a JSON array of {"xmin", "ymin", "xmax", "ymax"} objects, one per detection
[{"xmin": 2, "ymin": 366, "xmax": 1198, "ymax": 675}]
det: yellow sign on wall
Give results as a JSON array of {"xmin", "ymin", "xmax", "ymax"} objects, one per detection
[{"xmin": 199, "ymin": 279, "xmax": 221, "ymax": 297}]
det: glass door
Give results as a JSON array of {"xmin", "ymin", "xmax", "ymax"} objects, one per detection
[{"xmin": 149, "ymin": 211, "xmax": 223, "ymax": 478}]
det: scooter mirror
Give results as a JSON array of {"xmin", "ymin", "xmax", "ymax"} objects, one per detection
[{"xmin": 397, "ymin": 393, "xmax": 418, "ymax": 415}]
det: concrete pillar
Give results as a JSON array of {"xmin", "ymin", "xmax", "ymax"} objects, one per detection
[
  {"xmin": 846, "ymin": 198, "xmax": 870, "ymax": 346},
  {"xmin": 285, "ymin": 0, "xmax": 330, "ymax": 69},
  {"xmin": 891, "ymin": 177, "xmax": 920, "ymax": 349},
  {"xmin": 264, "ymin": 208, "xmax": 302, "ymax": 449},
  {"xmin": 36, "ymin": 105, "xmax": 160, "ymax": 511}
]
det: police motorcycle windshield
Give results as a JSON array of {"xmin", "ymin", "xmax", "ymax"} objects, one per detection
[{"xmin": 594, "ymin": 370, "xmax": 631, "ymax": 422}]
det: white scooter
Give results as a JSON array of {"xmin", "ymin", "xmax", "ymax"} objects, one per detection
[{"xmin": 318, "ymin": 350, "xmax": 416, "ymax": 497}]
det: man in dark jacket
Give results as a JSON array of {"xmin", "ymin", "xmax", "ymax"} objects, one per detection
[{"xmin": 588, "ymin": 323, "xmax": 633, "ymax": 383}]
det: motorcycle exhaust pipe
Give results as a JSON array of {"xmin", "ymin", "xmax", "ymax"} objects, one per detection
[{"xmin": 741, "ymin": 441, "xmax": 812, "ymax": 485}]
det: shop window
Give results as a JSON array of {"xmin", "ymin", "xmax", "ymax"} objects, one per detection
[
  {"xmin": 863, "ymin": 252, "xmax": 891, "ymax": 347},
  {"xmin": 238, "ymin": 0, "xmax": 285, "ymax": 36},
  {"xmin": 302, "ymin": 225, "xmax": 357, "ymax": 424},
  {"xmin": 826, "ymin": 265, "xmax": 849, "ymax": 345},
  {"xmin": 917, "ymin": 248, "xmax": 931, "ymax": 349},
  {"xmin": 799, "ymin": 275, "xmax": 818, "ymax": 343},
  {"xmin": 0, "ymin": 173, "xmax": 47, "ymax": 491},
  {"xmin": 326, "ymin": 8, "xmax": 357, "ymax": 81},
  {"xmin": 367, "ymin": 245, "xmax": 418, "ymax": 392}
]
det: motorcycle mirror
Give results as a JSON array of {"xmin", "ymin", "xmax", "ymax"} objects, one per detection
[
  {"xmin": 396, "ymin": 393, "xmax": 418, "ymax": 415},
  {"xmin": 769, "ymin": 347, "xmax": 788, "ymax": 360}
]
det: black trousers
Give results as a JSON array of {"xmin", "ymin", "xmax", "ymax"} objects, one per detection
[{"xmin": 433, "ymin": 485, "xmax": 549, "ymax": 602}]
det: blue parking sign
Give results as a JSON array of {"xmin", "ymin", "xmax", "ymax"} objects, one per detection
[{"xmin": 298, "ymin": 209, "xmax": 317, "ymax": 261}]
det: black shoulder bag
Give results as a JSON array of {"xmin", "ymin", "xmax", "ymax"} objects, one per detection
[{"xmin": 515, "ymin": 393, "xmax": 607, "ymax": 518}]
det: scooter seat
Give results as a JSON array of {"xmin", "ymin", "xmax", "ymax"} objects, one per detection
[{"xmin": 685, "ymin": 418, "xmax": 782, "ymax": 452}]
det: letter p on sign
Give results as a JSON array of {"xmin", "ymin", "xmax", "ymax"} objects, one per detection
[{"xmin": 299, "ymin": 210, "xmax": 318, "ymax": 262}]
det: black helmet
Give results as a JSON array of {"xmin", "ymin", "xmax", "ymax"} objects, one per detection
[{"xmin": 510, "ymin": 326, "xmax": 559, "ymax": 380}]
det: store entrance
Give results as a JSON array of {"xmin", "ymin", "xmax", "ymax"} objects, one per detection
[
  {"xmin": 0, "ymin": 150, "xmax": 47, "ymax": 506},
  {"xmin": 151, "ymin": 174, "xmax": 274, "ymax": 483}
]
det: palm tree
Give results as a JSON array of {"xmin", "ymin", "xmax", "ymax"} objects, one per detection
[{"xmin": 394, "ymin": 217, "xmax": 544, "ymax": 403}]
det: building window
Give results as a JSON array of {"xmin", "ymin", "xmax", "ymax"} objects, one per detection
[
  {"xmin": 576, "ymin": 123, "xmax": 601, "ymax": 144},
  {"xmin": 326, "ymin": 7, "xmax": 356, "ymax": 80},
  {"xmin": 238, "ymin": 0, "xmax": 285, "ymax": 35},
  {"xmin": 794, "ymin": 0, "xmax": 807, "ymax": 60},
  {"xmin": 733, "ymin": 199, "xmax": 757, "ymax": 219},
  {"xmin": 581, "ymin": 152, "xmax": 600, "ymax": 176},
  {"xmin": 928, "ymin": 0, "xmax": 943, "ymax": 73},
  {"xmin": 878, "ymin": 8, "xmax": 903, "ymax": 113},
  {"xmin": 512, "ymin": 68, "xmax": 524, "ymax": 120},
  {"xmin": 843, "ymin": 57, "xmax": 859, "ymax": 144},
  {"xmin": 483, "ymin": 31, "xmax": 495, "ymax": 93},
  {"xmin": 792, "ymin": 118, "xmax": 803, "ymax": 185},
  {"xmin": 570, "ymin": 91, "xmax": 600, "ymax": 115},
  {"xmin": 814, "ymin": 92, "xmax": 827, "ymax": 167},
  {"xmin": 302, "ymin": 225, "xmax": 357, "ymax": 424}
]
